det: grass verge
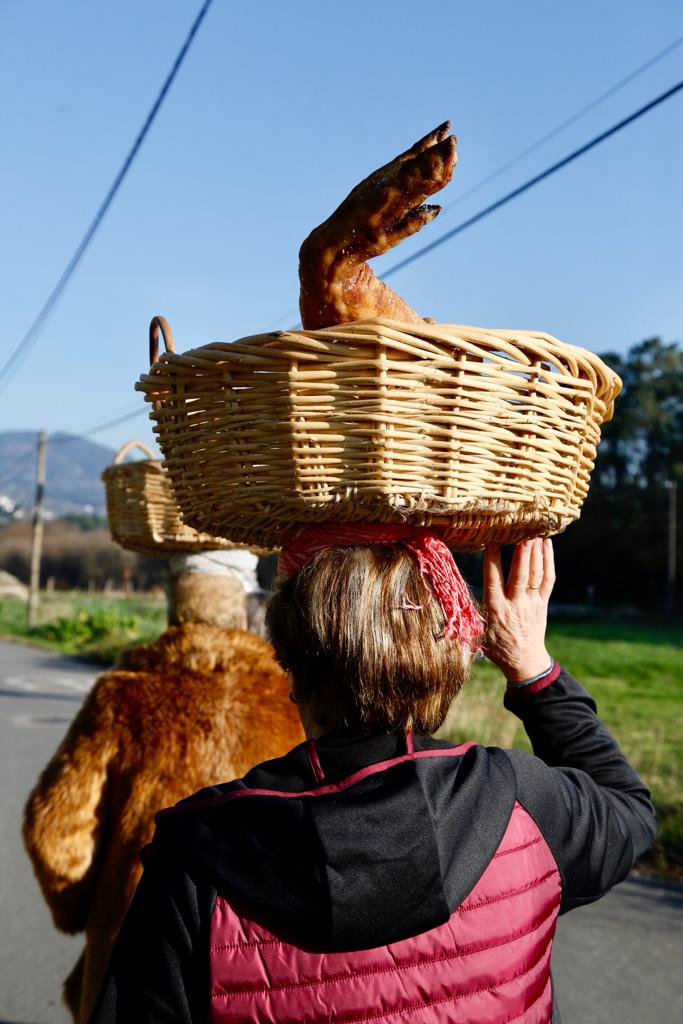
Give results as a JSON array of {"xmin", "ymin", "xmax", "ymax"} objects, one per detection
[{"xmin": 0, "ymin": 592, "xmax": 166, "ymax": 664}]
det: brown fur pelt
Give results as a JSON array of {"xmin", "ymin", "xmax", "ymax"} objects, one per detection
[{"xmin": 22, "ymin": 623, "xmax": 304, "ymax": 1023}]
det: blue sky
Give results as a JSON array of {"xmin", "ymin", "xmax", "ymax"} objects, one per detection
[{"xmin": 1, "ymin": 0, "xmax": 682, "ymax": 454}]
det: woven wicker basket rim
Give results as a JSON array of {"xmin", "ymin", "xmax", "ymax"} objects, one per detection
[
  {"xmin": 137, "ymin": 317, "xmax": 621, "ymax": 417},
  {"xmin": 134, "ymin": 317, "xmax": 621, "ymax": 551}
]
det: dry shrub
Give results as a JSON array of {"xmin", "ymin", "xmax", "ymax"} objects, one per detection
[{"xmin": 0, "ymin": 520, "xmax": 166, "ymax": 590}]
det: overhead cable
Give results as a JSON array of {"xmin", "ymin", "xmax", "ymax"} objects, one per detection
[
  {"xmin": 0, "ymin": 0, "xmax": 215, "ymax": 396},
  {"xmin": 382, "ymin": 78, "xmax": 683, "ymax": 280},
  {"xmin": 266, "ymin": 52, "xmax": 683, "ymax": 332},
  {"xmin": 442, "ymin": 35, "xmax": 683, "ymax": 213},
  {"xmin": 1, "ymin": 410, "xmax": 148, "ymax": 489},
  {"xmin": 1, "ymin": 437, "xmax": 39, "ymax": 484},
  {"xmin": 52, "ymin": 405, "xmax": 148, "ymax": 444},
  {"xmin": 1, "ymin": 404, "xmax": 149, "ymax": 498}
]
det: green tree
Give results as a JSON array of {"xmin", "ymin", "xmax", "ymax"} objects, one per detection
[
  {"xmin": 552, "ymin": 337, "xmax": 682, "ymax": 611},
  {"xmin": 595, "ymin": 338, "xmax": 683, "ymax": 490}
]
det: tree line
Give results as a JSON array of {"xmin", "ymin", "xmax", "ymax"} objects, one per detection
[{"xmin": 552, "ymin": 337, "xmax": 681, "ymax": 611}]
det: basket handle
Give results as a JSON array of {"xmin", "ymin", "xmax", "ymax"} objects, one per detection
[
  {"xmin": 113, "ymin": 439, "xmax": 157, "ymax": 464},
  {"xmin": 149, "ymin": 315, "xmax": 176, "ymax": 366}
]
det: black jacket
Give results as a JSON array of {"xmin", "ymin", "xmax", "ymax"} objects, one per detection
[{"xmin": 89, "ymin": 666, "xmax": 656, "ymax": 1022}]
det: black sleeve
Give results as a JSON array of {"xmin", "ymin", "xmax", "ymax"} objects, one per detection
[
  {"xmin": 503, "ymin": 666, "xmax": 657, "ymax": 914},
  {"xmin": 88, "ymin": 834, "xmax": 215, "ymax": 1023}
]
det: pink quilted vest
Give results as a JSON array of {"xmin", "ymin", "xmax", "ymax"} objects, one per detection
[{"xmin": 208, "ymin": 750, "xmax": 561, "ymax": 1024}]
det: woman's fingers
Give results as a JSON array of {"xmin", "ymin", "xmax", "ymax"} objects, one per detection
[
  {"xmin": 506, "ymin": 540, "xmax": 532, "ymax": 597},
  {"xmin": 540, "ymin": 538, "xmax": 556, "ymax": 599},
  {"xmin": 483, "ymin": 537, "xmax": 553, "ymax": 682},
  {"xmin": 483, "ymin": 544, "xmax": 505, "ymax": 606},
  {"xmin": 490, "ymin": 538, "xmax": 554, "ymax": 602},
  {"xmin": 528, "ymin": 539, "xmax": 544, "ymax": 590}
]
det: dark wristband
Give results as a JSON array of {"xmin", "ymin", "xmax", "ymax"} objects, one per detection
[{"xmin": 506, "ymin": 659, "xmax": 561, "ymax": 695}]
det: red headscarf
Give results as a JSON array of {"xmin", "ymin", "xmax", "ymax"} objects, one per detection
[{"xmin": 278, "ymin": 523, "xmax": 483, "ymax": 651}]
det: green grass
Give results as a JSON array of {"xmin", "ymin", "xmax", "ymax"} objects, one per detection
[
  {"xmin": 2, "ymin": 595, "xmax": 681, "ymax": 877},
  {"xmin": 438, "ymin": 620, "xmax": 683, "ymax": 879},
  {"xmin": 0, "ymin": 592, "xmax": 166, "ymax": 664}
]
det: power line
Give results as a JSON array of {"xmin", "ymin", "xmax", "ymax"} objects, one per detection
[
  {"xmin": 2, "ymin": 407, "xmax": 147, "ymax": 485},
  {"xmin": 80, "ymin": 405, "xmax": 148, "ymax": 439},
  {"xmin": 0, "ymin": 0, "xmax": 215, "ymax": 397},
  {"xmin": 382, "ymin": 78, "xmax": 683, "ymax": 281},
  {"xmin": 52, "ymin": 405, "xmax": 148, "ymax": 444},
  {"xmin": 266, "ymin": 48, "xmax": 683, "ymax": 332},
  {"xmin": 117, "ymin": 74, "xmax": 683, "ymax": 340},
  {"xmin": 1, "ymin": 437, "xmax": 38, "ymax": 485},
  {"xmin": 442, "ymin": 35, "xmax": 683, "ymax": 214},
  {"xmin": 1, "ymin": 405, "xmax": 149, "ymax": 501},
  {"xmin": 263, "ymin": 306, "xmax": 301, "ymax": 332}
]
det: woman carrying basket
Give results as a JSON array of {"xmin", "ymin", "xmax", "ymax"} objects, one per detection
[{"xmin": 89, "ymin": 531, "xmax": 656, "ymax": 1024}]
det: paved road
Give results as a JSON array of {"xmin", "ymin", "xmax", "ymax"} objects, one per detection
[
  {"xmin": 552, "ymin": 876, "xmax": 682, "ymax": 1021},
  {"xmin": 1, "ymin": 639, "xmax": 681, "ymax": 1023},
  {"xmin": 1, "ymin": 641, "xmax": 96, "ymax": 1024}
]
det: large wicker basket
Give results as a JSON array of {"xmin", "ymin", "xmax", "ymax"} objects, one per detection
[
  {"xmin": 102, "ymin": 439, "xmax": 237, "ymax": 554},
  {"xmin": 136, "ymin": 317, "xmax": 621, "ymax": 551}
]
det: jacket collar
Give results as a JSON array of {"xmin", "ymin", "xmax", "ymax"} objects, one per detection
[{"xmin": 298, "ymin": 727, "xmax": 455, "ymax": 788}]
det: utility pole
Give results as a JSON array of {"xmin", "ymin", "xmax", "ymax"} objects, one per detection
[
  {"xmin": 27, "ymin": 431, "xmax": 47, "ymax": 628},
  {"xmin": 664, "ymin": 479, "xmax": 678, "ymax": 617}
]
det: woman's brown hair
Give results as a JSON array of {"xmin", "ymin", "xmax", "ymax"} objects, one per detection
[{"xmin": 266, "ymin": 544, "xmax": 475, "ymax": 733}]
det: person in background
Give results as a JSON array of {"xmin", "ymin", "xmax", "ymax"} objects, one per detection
[
  {"xmin": 23, "ymin": 549, "xmax": 304, "ymax": 1024},
  {"xmin": 88, "ymin": 532, "xmax": 656, "ymax": 1024}
]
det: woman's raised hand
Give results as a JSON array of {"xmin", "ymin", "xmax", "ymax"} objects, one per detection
[{"xmin": 483, "ymin": 538, "xmax": 555, "ymax": 683}]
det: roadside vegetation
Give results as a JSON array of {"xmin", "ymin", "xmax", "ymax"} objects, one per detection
[{"xmin": 0, "ymin": 592, "xmax": 165, "ymax": 664}]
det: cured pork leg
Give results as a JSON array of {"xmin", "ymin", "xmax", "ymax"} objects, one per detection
[{"xmin": 299, "ymin": 122, "xmax": 457, "ymax": 330}]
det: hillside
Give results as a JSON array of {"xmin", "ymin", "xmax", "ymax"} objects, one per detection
[{"xmin": 0, "ymin": 431, "xmax": 116, "ymax": 517}]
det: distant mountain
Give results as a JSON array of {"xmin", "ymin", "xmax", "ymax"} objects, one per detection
[{"xmin": 0, "ymin": 431, "xmax": 116, "ymax": 518}]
